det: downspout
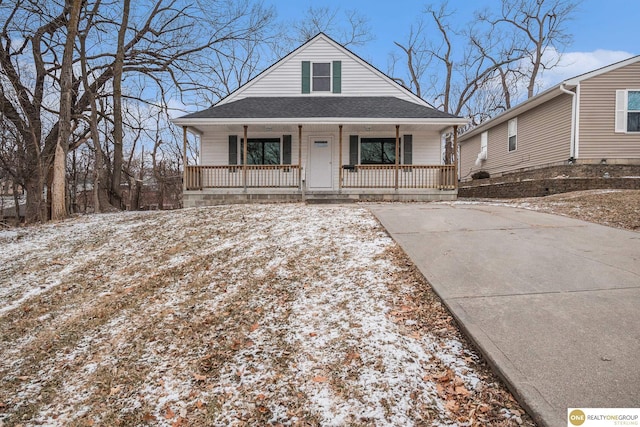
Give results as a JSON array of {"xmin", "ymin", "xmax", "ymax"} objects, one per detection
[{"xmin": 559, "ymin": 83, "xmax": 577, "ymax": 159}]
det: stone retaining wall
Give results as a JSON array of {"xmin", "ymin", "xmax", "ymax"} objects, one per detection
[{"xmin": 459, "ymin": 165, "xmax": 640, "ymax": 198}]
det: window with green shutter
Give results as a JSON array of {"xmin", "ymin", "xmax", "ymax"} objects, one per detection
[
  {"xmin": 302, "ymin": 61, "xmax": 310, "ymax": 94},
  {"xmin": 332, "ymin": 61, "xmax": 341, "ymax": 93},
  {"xmin": 282, "ymin": 135, "xmax": 292, "ymax": 164},
  {"xmin": 228, "ymin": 135, "xmax": 238, "ymax": 165},
  {"xmin": 403, "ymin": 135, "xmax": 412, "ymax": 165},
  {"xmin": 349, "ymin": 135, "xmax": 359, "ymax": 165},
  {"xmin": 302, "ymin": 60, "xmax": 342, "ymax": 93}
]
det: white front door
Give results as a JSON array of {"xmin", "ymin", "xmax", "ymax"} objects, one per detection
[{"xmin": 307, "ymin": 136, "xmax": 333, "ymax": 189}]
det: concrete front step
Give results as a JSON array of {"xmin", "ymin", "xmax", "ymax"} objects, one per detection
[{"xmin": 304, "ymin": 194, "xmax": 358, "ymax": 204}]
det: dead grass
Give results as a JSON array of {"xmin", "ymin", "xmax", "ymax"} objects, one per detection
[
  {"xmin": 487, "ymin": 189, "xmax": 640, "ymax": 231},
  {"xmin": 0, "ymin": 204, "xmax": 533, "ymax": 426}
]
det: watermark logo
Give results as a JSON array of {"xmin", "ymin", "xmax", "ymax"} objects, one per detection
[
  {"xmin": 568, "ymin": 408, "xmax": 640, "ymax": 427},
  {"xmin": 569, "ymin": 409, "xmax": 586, "ymax": 426}
]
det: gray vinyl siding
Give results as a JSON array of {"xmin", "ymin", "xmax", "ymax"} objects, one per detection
[
  {"xmin": 221, "ymin": 37, "xmax": 419, "ymax": 104},
  {"xmin": 578, "ymin": 61, "xmax": 640, "ymax": 159},
  {"xmin": 460, "ymin": 94, "xmax": 572, "ymax": 180},
  {"xmin": 459, "ymin": 133, "xmax": 482, "ymax": 181}
]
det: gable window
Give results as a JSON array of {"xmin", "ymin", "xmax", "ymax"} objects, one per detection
[
  {"xmin": 313, "ymin": 63, "xmax": 331, "ymax": 91},
  {"xmin": 360, "ymin": 138, "xmax": 397, "ymax": 164},
  {"xmin": 615, "ymin": 90, "xmax": 640, "ymax": 133},
  {"xmin": 302, "ymin": 61, "xmax": 341, "ymax": 94},
  {"xmin": 508, "ymin": 118, "xmax": 517, "ymax": 152}
]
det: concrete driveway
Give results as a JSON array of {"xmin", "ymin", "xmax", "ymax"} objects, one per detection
[{"xmin": 369, "ymin": 203, "xmax": 640, "ymax": 427}]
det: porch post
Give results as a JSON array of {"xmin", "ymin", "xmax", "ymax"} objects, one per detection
[
  {"xmin": 338, "ymin": 125, "xmax": 343, "ymax": 191},
  {"xmin": 298, "ymin": 125, "xmax": 302, "ymax": 189},
  {"xmin": 182, "ymin": 126, "xmax": 187, "ymax": 191},
  {"xmin": 395, "ymin": 125, "xmax": 400, "ymax": 190},
  {"xmin": 453, "ymin": 125, "xmax": 458, "ymax": 190},
  {"xmin": 243, "ymin": 125, "xmax": 248, "ymax": 190}
]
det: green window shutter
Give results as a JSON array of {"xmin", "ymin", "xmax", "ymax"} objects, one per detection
[
  {"xmin": 332, "ymin": 60, "xmax": 341, "ymax": 93},
  {"xmin": 302, "ymin": 61, "xmax": 310, "ymax": 94},
  {"xmin": 282, "ymin": 135, "xmax": 292, "ymax": 164},
  {"xmin": 349, "ymin": 135, "xmax": 359, "ymax": 165},
  {"xmin": 403, "ymin": 135, "xmax": 412, "ymax": 165},
  {"xmin": 240, "ymin": 138, "xmax": 244, "ymax": 164},
  {"xmin": 228, "ymin": 135, "xmax": 238, "ymax": 165}
]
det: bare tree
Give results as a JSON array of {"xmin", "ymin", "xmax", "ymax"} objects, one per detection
[
  {"xmin": 283, "ymin": 6, "xmax": 372, "ymax": 52},
  {"xmin": 0, "ymin": 0, "xmax": 277, "ymax": 223},
  {"xmin": 391, "ymin": 20, "xmax": 431, "ymax": 98},
  {"xmin": 110, "ymin": 0, "xmax": 130, "ymax": 209},
  {"xmin": 391, "ymin": 0, "xmax": 578, "ymax": 135},
  {"xmin": 51, "ymin": 0, "xmax": 83, "ymax": 220},
  {"xmin": 479, "ymin": 0, "xmax": 580, "ymax": 98},
  {"xmin": 392, "ymin": 2, "xmax": 522, "ymax": 117}
]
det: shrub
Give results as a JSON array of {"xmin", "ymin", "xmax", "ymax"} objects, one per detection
[{"xmin": 471, "ymin": 171, "xmax": 490, "ymax": 180}]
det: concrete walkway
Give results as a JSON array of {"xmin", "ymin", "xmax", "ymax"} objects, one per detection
[{"xmin": 369, "ymin": 203, "xmax": 640, "ymax": 427}]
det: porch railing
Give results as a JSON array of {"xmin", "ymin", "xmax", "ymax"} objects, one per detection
[
  {"xmin": 185, "ymin": 165, "xmax": 301, "ymax": 190},
  {"xmin": 341, "ymin": 165, "xmax": 456, "ymax": 189},
  {"xmin": 185, "ymin": 164, "xmax": 456, "ymax": 190}
]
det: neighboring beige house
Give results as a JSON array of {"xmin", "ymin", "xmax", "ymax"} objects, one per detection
[
  {"xmin": 172, "ymin": 33, "xmax": 467, "ymax": 206},
  {"xmin": 459, "ymin": 55, "xmax": 640, "ymax": 181}
]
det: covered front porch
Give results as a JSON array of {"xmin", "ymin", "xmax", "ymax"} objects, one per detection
[{"xmin": 178, "ymin": 121, "xmax": 461, "ymax": 205}]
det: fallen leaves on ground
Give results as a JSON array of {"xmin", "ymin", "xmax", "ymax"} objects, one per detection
[{"xmin": 0, "ymin": 204, "xmax": 534, "ymax": 426}]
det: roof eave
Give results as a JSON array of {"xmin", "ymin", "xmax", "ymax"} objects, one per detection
[
  {"xmin": 459, "ymin": 85, "xmax": 567, "ymax": 142},
  {"xmin": 563, "ymin": 54, "xmax": 640, "ymax": 86},
  {"xmin": 171, "ymin": 117, "xmax": 468, "ymax": 127}
]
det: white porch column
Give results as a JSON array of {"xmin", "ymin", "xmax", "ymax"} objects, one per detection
[
  {"xmin": 243, "ymin": 125, "xmax": 248, "ymax": 190},
  {"xmin": 395, "ymin": 125, "xmax": 400, "ymax": 190},
  {"xmin": 298, "ymin": 125, "xmax": 303, "ymax": 189},
  {"xmin": 453, "ymin": 125, "xmax": 458, "ymax": 189},
  {"xmin": 182, "ymin": 126, "xmax": 187, "ymax": 191},
  {"xmin": 339, "ymin": 125, "xmax": 343, "ymax": 191}
]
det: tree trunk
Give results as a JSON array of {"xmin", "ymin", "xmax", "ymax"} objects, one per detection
[
  {"xmin": 23, "ymin": 151, "xmax": 42, "ymax": 223},
  {"xmin": 110, "ymin": 0, "xmax": 130, "ymax": 209},
  {"xmin": 157, "ymin": 183, "xmax": 164, "ymax": 211},
  {"xmin": 51, "ymin": 0, "xmax": 83, "ymax": 220},
  {"xmin": 51, "ymin": 142, "xmax": 67, "ymax": 219},
  {"xmin": 12, "ymin": 180, "xmax": 20, "ymax": 222}
]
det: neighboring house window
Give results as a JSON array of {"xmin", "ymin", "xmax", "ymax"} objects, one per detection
[
  {"xmin": 360, "ymin": 138, "xmax": 397, "ymax": 164},
  {"xmin": 302, "ymin": 61, "xmax": 341, "ymax": 94},
  {"xmin": 615, "ymin": 90, "xmax": 640, "ymax": 133},
  {"xmin": 629, "ymin": 91, "xmax": 640, "ymax": 131},
  {"xmin": 508, "ymin": 118, "xmax": 517, "ymax": 152},
  {"xmin": 480, "ymin": 131, "xmax": 488, "ymax": 159},
  {"xmin": 313, "ymin": 63, "xmax": 331, "ymax": 91}
]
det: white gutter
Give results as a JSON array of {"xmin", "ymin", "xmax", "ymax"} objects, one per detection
[
  {"xmin": 171, "ymin": 117, "xmax": 469, "ymax": 126},
  {"xmin": 559, "ymin": 83, "xmax": 577, "ymax": 159}
]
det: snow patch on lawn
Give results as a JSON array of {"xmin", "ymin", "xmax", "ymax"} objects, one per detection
[{"xmin": 0, "ymin": 205, "xmax": 518, "ymax": 426}]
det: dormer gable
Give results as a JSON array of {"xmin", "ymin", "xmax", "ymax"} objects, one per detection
[{"xmin": 218, "ymin": 33, "xmax": 430, "ymax": 107}]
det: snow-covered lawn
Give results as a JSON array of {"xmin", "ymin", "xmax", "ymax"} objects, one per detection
[{"xmin": 0, "ymin": 204, "xmax": 531, "ymax": 426}]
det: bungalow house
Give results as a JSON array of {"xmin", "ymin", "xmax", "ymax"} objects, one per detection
[
  {"xmin": 459, "ymin": 55, "xmax": 640, "ymax": 181},
  {"xmin": 172, "ymin": 33, "xmax": 467, "ymax": 206}
]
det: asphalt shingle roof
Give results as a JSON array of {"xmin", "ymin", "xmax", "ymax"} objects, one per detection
[{"xmin": 180, "ymin": 97, "xmax": 459, "ymax": 120}]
